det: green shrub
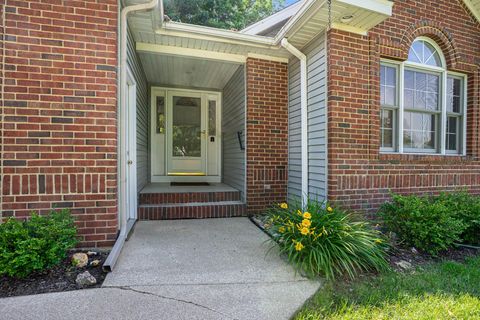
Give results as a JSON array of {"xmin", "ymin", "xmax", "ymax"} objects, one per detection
[
  {"xmin": 436, "ymin": 192, "xmax": 480, "ymax": 245},
  {"xmin": 379, "ymin": 193, "xmax": 468, "ymax": 255},
  {"xmin": 264, "ymin": 199, "xmax": 389, "ymax": 279},
  {"xmin": 0, "ymin": 209, "xmax": 78, "ymax": 278}
]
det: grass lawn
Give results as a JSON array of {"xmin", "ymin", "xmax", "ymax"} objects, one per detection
[{"xmin": 294, "ymin": 255, "xmax": 480, "ymax": 320}]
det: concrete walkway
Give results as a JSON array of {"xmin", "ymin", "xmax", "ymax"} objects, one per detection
[{"xmin": 0, "ymin": 218, "xmax": 320, "ymax": 320}]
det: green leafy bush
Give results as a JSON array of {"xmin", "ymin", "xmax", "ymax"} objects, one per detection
[
  {"xmin": 379, "ymin": 193, "xmax": 469, "ymax": 255},
  {"xmin": 0, "ymin": 209, "xmax": 78, "ymax": 278},
  {"xmin": 264, "ymin": 199, "xmax": 389, "ymax": 279},
  {"xmin": 436, "ymin": 192, "xmax": 480, "ymax": 245}
]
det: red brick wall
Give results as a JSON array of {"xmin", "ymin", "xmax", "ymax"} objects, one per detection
[
  {"xmin": 245, "ymin": 58, "xmax": 288, "ymax": 212},
  {"xmin": 327, "ymin": 0, "xmax": 480, "ymax": 213},
  {"xmin": 1, "ymin": 0, "xmax": 118, "ymax": 247}
]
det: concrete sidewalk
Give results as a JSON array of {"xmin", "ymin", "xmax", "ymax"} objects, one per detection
[{"xmin": 0, "ymin": 218, "xmax": 320, "ymax": 320}]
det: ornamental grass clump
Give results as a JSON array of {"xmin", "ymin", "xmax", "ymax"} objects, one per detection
[{"xmin": 264, "ymin": 199, "xmax": 389, "ymax": 279}]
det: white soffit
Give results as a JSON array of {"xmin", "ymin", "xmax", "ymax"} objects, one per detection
[
  {"xmin": 276, "ymin": 0, "xmax": 393, "ymax": 49},
  {"xmin": 138, "ymin": 53, "xmax": 241, "ymax": 90},
  {"xmin": 463, "ymin": 0, "xmax": 480, "ymax": 22},
  {"xmin": 128, "ymin": 12, "xmax": 291, "ymax": 61}
]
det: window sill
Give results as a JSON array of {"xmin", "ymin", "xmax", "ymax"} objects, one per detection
[{"xmin": 378, "ymin": 152, "xmax": 470, "ymax": 163}]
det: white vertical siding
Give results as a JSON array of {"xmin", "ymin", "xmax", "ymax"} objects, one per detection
[
  {"xmin": 288, "ymin": 32, "xmax": 327, "ymax": 201},
  {"xmin": 222, "ymin": 66, "xmax": 246, "ymax": 200},
  {"xmin": 127, "ymin": 27, "xmax": 149, "ymax": 194}
]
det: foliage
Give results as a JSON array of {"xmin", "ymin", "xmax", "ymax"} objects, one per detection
[
  {"xmin": 436, "ymin": 191, "xmax": 480, "ymax": 245},
  {"xmin": 294, "ymin": 256, "xmax": 480, "ymax": 320},
  {"xmin": 379, "ymin": 192, "xmax": 480, "ymax": 255},
  {"xmin": 164, "ymin": 0, "xmax": 283, "ymax": 30},
  {"xmin": 0, "ymin": 210, "xmax": 78, "ymax": 278},
  {"xmin": 264, "ymin": 199, "xmax": 389, "ymax": 280}
]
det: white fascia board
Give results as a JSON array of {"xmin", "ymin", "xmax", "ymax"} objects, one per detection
[
  {"xmin": 241, "ymin": 1, "xmax": 302, "ymax": 35},
  {"xmin": 463, "ymin": 0, "xmax": 480, "ymax": 22},
  {"xmin": 159, "ymin": 21, "xmax": 277, "ymax": 47},
  {"xmin": 336, "ymin": 0, "xmax": 393, "ymax": 16},
  {"xmin": 136, "ymin": 42, "xmax": 247, "ymax": 63},
  {"xmin": 274, "ymin": 0, "xmax": 323, "ymax": 42}
]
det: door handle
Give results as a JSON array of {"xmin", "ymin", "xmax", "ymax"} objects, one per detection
[{"xmin": 127, "ymin": 160, "xmax": 133, "ymax": 165}]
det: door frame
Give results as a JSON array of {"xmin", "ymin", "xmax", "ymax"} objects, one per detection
[
  {"xmin": 150, "ymin": 87, "xmax": 222, "ymax": 183},
  {"xmin": 126, "ymin": 68, "xmax": 137, "ymax": 224}
]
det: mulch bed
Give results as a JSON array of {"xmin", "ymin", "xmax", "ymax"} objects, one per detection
[
  {"xmin": 0, "ymin": 250, "xmax": 109, "ymax": 298},
  {"xmin": 388, "ymin": 244, "xmax": 479, "ymax": 271}
]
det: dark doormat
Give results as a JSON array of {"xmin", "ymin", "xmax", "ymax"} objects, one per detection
[{"xmin": 170, "ymin": 182, "xmax": 210, "ymax": 186}]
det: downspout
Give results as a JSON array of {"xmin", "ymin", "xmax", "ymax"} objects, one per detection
[
  {"xmin": 104, "ymin": 0, "xmax": 161, "ymax": 272},
  {"xmin": 280, "ymin": 38, "xmax": 308, "ymax": 206}
]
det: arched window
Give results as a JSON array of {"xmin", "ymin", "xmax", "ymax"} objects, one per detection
[{"xmin": 380, "ymin": 37, "xmax": 466, "ymax": 155}]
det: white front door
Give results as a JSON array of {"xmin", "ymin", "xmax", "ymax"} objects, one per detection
[
  {"xmin": 166, "ymin": 91, "xmax": 207, "ymax": 176},
  {"xmin": 150, "ymin": 87, "xmax": 222, "ymax": 183},
  {"xmin": 126, "ymin": 69, "xmax": 137, "ymax": 222}
]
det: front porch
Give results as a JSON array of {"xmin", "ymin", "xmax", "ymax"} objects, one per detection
[{"xmin": 123, "ymin": 12, "xmax": 292, "ymax": 221}]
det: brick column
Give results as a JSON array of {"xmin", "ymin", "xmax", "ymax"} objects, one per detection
[
  {"xmin": 1, "ymin": 0, "xmax": 118, "ymax": 247},
  {"xmin": 245, "ymin": 58, "xmax": 288, "ymax": 213}
]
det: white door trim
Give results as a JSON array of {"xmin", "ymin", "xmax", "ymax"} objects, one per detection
[
  {"xmin": 150, "ymin": 87, "xmax": 222, "ymax": 183},
  {"xmin": 126, "ymin": 68, "xmax": 137, "ymax": 225}
]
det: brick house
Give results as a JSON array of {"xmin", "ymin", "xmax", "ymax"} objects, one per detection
[{"xmin": 1, "ymin": 0, "xmax": 479, "ymax": 268}]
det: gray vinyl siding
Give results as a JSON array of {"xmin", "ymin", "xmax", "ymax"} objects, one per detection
[
  {"xmin": 288, "ymin": 32, "xmax": 327, "ymax": 201},
  {"xmin": 288, "ymin": 58, "xmax": 302, "ymax": 200},
  {"xmin": 127, "ymin": 27, "xmax": 149, "ymax": 194},
  {"xmin": 222, "ymin": 66, "xmax": 246, "ymax": 201}
]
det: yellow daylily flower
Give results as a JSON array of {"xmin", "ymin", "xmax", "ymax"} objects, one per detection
[
  {"xmin": 300, "ymin": 227, "xmax": 309, "ymax": 235},
  {"xmin": 278, "ymin": 226, "xmax": 286, "ymax": 233},
  {"xmin": 295, "ymin": 242, "xmax": 304, "ymax": 251},
  {"xmin": 303, "ymin": 212, "xmax": 312, "ymax": 219},
  {"xmin": 326, "ymin": 206, "xmax": 333, "ymax": 212},
  {"xmin": 279, "ymin": 203, "xmax": 288, "ymax": 209},
  {"xmin": 301, "ymin": 219, "xmax": 311, "ymax": 228}
]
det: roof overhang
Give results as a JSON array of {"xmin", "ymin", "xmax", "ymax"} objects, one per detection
[
  {"xmin": 274, "ymin": 0, "xmax": 393, "ymax": 49},
  {"xmin": 463, "ymin": 0, "xmax": 480, "ymax": 22},
  {"xmin": 241, "ymin": 2, "xmax": 303, "ymax": 36}
]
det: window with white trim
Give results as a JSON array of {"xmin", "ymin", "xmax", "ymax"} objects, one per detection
[{"xmin": 380, "ymin": 37, "xmax": 467, "ymax": 155}]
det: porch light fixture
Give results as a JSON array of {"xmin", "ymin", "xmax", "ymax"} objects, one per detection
[{"xmin": 340, "ymin": 15, "xmax": 354, "ymax": 23}]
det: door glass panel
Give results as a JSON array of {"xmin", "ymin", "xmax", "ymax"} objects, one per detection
[
  {"xmin": 208, "ymin": 100, "xmax": 216, "ymax": 136},
  {"xmin": 156, "ymin": 96, "xmax": 165, "ymax": 134},
  {"xmin": 172, "ymin": 96, "xmax": 201, "ymax": 157}
]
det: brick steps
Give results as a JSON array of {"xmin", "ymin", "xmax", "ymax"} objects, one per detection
[
  {"xmin": 138, "ymin": 189, "xmax": 246, "ymax": 220},
  {"xmin": 139, "ymin": 190, "xmax": 241, "ymax": 205}
]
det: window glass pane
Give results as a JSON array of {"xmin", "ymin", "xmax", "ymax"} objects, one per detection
[
  {"xmin": 156, "ymin": 96, "xmax": 165, "ymax": 134},
  {"xmin": 447, "ymin": 77, "xmax": 462, "ymax": 113},
  {"xmin": 208, "ymin": 100, "xmax": 216, "ymax": 136},
  {"xmin": 404, "ymin": 70, "xmax": 439, "ymax": 111},
  {"xmin": 381, "ymin": 109, "xmax": 394, "ymax": 148},
  {"xmin": 446, "ymin": 116, "xmax": 459, "ymax": 151},
  {"xmin": 380, "ymin": 65, "xmax": 397, "ymax": 107},
  {"xmin": 172, "ymin": 96, "xmax": 201, "ymax": 157},
  {"xmin": 407, "ymin": 40, "xmax": 442, "ymax": 67},
  {"xmin": 403, "ymin": 112, "xmax": 436, "ymax": 151}
]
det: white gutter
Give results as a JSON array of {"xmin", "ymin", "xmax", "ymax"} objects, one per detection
[
  {"xmin": 281, "ymin": 38, "xmax": 308, "ymax": 206},
  {"xmin": 104, "ymin": 0, "xmax": 161, "ymax": 272}
]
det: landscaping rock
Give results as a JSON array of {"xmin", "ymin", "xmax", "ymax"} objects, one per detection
[
  {"xmin": 75, "ymin": 271, "xmax": 97, "ymax": 286},
  {"xmin": 411, "ymin": 247, "xmax": 419, "ymax": 255},
  {"xmin": 87, "ymin": 251, "xmax": 98, "ymax": 256},
  {"xmin": 395, "ymin": 260, "xmax": 413, "ymax": 270},
  {"xmin": 72, "ymin": 253, "xmax": 89, "ymax": 268},
  {"xmin": 90, "ymin": 259, "xmax": 101, "ymax": 267}
]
